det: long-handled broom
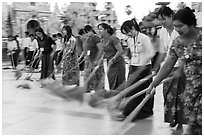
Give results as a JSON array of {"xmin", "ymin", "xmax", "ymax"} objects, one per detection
[
  {"xmin": 15, "ymin": 52, "xmax": 41, "ymax": 80},
  {"xmin": 118, "ymin": 76, "xmax": 175, "ymax": 110},
  {"xmin": 88, "ymin": 58, "xmax": 111, "ymax": 107},
  {"xmin": 87, "ymin": 47, "xmax": 133, "ymax": 105},
  {"xmin": 87, "ymin": 61, "xmax": 150, "ymax": 108},
  {"xmin": 114, "ymin": 87, "xmax": 156, "ymax": 135},
  {"xmin": 114, "ymin": 75, "xmax": 176, "ymax": 134},
  {"xmin": 24, "ymin": 55, "xmax": 42, "ymax": 81},
  {"xmin": 44, "ymin": 53, "xmax": 105, "ymax": 103},
  {"xmin": 117, "ymin": 65, "xmax": 184, "ymax": 110},
  {"xmin": 104, "ymin": 72, "xmax": 155, "ymax": 111}
]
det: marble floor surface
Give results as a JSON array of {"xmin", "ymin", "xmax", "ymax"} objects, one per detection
[{"xmin": 2, "ymin": 64, "xmax": 186, "ymax": 135}]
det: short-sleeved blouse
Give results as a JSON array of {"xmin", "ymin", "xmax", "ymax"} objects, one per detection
[
  {"xmin": 86, "ymin": 34, "xmax": 101, "ymax": 62},
  {"xmin": 169, "ymin": 32, "xmax": 202, "ymax": 111},
  {"xmin": 102, "ymin": 35, "xmax": 123, "ymax": 63}
]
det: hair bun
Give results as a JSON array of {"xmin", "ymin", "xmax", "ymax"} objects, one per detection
[{"xmin": 184, "ymin": 7, "xmax": 195, "ymax": 12}]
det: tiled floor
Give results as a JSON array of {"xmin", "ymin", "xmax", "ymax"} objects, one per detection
[{"xmin": 2, "ymin": 64, "xmax": 186, "ymax": 135}]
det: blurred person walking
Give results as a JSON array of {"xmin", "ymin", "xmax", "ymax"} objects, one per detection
[
  {"xmin": 28, "ymin": 34, "xmax": 40, "ymax": 70},
  {"xmin": 7, "ymin": 35, "xmax": 21, "ymax": 69},
  {"xmin": 22, "ymin": 31, "xmax": 31, "ymax": 66},
  {"xmin": 149, "ymin": 27, "xmax": 160, "ymax": 72},
  {"xmin": 124, "ymin": 5, "xmax": 137, "ymax": 21}
]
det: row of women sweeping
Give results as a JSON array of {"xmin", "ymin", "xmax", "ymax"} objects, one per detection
[
  {"xmin": 109, "ymin": 7, "xmax": 201, "ymax": 135},
  {"xmin": 34, "ymin": 20, "xmax": 154, "ymax": 120},
  {"xmin": 34, "ymin": 6, "xmax": 201, "ymax": 135}
]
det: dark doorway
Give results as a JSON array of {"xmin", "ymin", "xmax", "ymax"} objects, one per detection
[{"xmin": 27, "ymin": 20, "xmax": 40, "ymax": 35}]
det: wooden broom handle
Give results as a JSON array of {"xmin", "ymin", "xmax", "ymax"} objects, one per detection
[
  {"xmin": 84, "ymin": 53, "xmax": 105, "ymax": 86},
  {"xmin": 115, "ymin": 88, "xmax": 156, "ymax": 135}
]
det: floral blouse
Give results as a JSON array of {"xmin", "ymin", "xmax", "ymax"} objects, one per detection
[{"xmin": 169, "ymin": 32, "xmax": 202, "ymax": 127}]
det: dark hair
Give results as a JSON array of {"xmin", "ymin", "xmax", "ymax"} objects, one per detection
[
  {"xmin": 121, "ymin": 18, "xmax": 140, "ymax": 34},
  {"xmin": 156, "ymin": 6, "xmax": 175, "ymax": 19},
  {"xmin": 78, "ymin": 29, "xmax": 85, "ymax": 35},
  {"xmin": 62, "ymin": 25, "xmax": 73, "ymax": 43},
  {"xmin": 52, "ymin": 34, "xmax": 57, "ymax": 38},
  {"xmin": 56, "ymin": 33, "xmax": 62, "ymax": 38},
  {"xmin": 84, "ymin": 25, "xmax": 96, "ymax": 34},
  {"xmin": 173, "ymin": 7, "xmax": 197, "ymax": 27},
  {"xmin": 35, "ymin": 27, "xmax": 46, "ymax": 36},
  {"xmin": 29, "ymin": 34, "xmax": 34, "ymax": 37},
  {"xmin": 25, "ymin": 31, "xmax": 29, "ymax": 35},
  {"xmin": 97, "ymin": 23, "xmax": 114, "ymax": 35},
  {"xmin": 13, "ymin": 35, "xmax": 17, "ymax": 40}
]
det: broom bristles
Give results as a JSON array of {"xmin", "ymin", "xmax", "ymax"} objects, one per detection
[
  {"xmin": 88, "ymin": 93, "xmax": 105, "ymax": 108},
  {"xmin": 15, "ymin": 69, "xmax": 22, "ymax": 80},
  {"xmin": 24, "ymin": 75, "xmax": 31, "ymax": 80},
  {"xmin": 64, "ymin": 86, "xmax": 84, "ymax": 103},
  {"xmin": 17, "ymin": 83, "xmax": 31, "ymax": 89},
  {"xmin": 44, "ymin": 80, "xmax": 84, "ymax": 103},
  {"xmin": 86, "ymin": 88, "xmax": 120, "ymax": 108},
  {"xmin": 87, "ymin": 89, "xmax": 111, "ymax": 108}
]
